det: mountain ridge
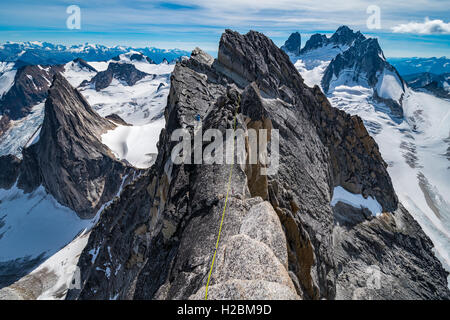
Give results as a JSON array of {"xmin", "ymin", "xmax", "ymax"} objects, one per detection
[
  {"xmin": 66, "ymin": 29, "xmax": 449, "ymax": 300},
  {"xmin": 0, "ymin": 41, "xmax": 190, "ymax": 67}
]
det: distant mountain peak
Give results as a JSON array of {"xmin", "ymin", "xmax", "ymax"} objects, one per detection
[
  {"xmin": 329, "ymin": 25, "xmax": 365, "ymax": 46},
  {"xmin": 80, "ymin": 61, "xmax": 151, "ymax": 91},
  {"xmin": 321, "ymin": 36, "xmax": 405, "ymax": 116},
  {"xmin": 299, "ymin": 25, "xmax": 366, "ymax": 55},
  {"xmin": 281, "ymin": 32, "xmax": 301, "ymax": 56}
]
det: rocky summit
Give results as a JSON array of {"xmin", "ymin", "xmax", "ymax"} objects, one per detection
[{"xmin": 67, "ymin": 30, "xmax": 449, "ymax": 300}]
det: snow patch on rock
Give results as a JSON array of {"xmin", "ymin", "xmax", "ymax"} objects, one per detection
[
  {"xmin": 375, "ymin": 69, "xmax": 404, "ymax": 103},
  {"xmin": 101, "ymin": 118, "xmax": 164, "ymax": 169},
  {"xmin": 331, "ymin": 186, "xmax": 383, "ymax": 216}
]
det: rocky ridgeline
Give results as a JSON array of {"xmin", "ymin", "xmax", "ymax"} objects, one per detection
[
  {"xmin": 67, "ymin": 30, "xmax": 449, "ymax": 300},
  {"xmin": 0, "ymin": 73, "xmax": 133, "ymax": 218},
  {"xmin": 300, "ymin": 25, "xmax": 365, "ymax": 55},
  {"xmin": 72, "ymin": 58, "xmax": 98, "ymax": 73}
]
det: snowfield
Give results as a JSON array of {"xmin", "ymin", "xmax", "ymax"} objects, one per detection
[
  {"xmin": 0, "ymin": 184, "xmax": 93, "ymax": 262},
  {"xmin": 62, "ymin": 60, "xmax": 97, "ymax": 87},
  {"xmin": 0, "ymin": 102, "xmax": 45, "ymax": 158},
  {"xmin": 101, "ymin": 118, "xmax": 165, "ymax": 168},
  {"xmin": 81, "ymin": 74, "xmax": 170, "ymax": 126},
  {"xmin": 0, "ymin": 232, "xmax": 90, "ymax": 300},
  {"xmin": 294, "ymin": 59, "xmax": 329, "ymax": 88},
  {"xmin": 375, "ymin": 69, "xmax": 404, "ymax": 103},
  {"xmin": 331, "ymin": 186, "xmax": 383, "ymax": 216}
]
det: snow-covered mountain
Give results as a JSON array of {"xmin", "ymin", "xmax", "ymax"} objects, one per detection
[
  {"xmin": 0, "ymin": 51, "xmax": 172, "ymax": 166},
  {"xmin": 0, "ymin": 41, "xmax": 189, "ymax": 67},
  {"xmin": 283, "ymin": 26, "xmax": 450, "ymax": 280}
]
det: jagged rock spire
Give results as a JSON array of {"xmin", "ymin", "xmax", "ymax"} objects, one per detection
[{"xmin": 17, "ymin": 73, "xmax": 131, "ymax": 218}]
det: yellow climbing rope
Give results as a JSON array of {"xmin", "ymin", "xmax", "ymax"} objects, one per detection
[{"xmin": 204, "ymin": 103, "xmax": 238, "ymax": 300}]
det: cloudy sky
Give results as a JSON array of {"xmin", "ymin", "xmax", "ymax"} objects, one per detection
[{"xmin": 0, "ymin": 0, "xmax": 449, "ymax": 57}]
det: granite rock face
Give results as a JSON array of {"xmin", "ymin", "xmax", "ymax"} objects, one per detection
[
  {"xmin": 281, "ymin": 32, "xmax": 301, "ymax": 56},
  {"xmin": 68, "ymin": 30, "xmax": 449, "ymax": 300}
]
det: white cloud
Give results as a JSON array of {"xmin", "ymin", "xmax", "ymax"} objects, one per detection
[{"xmin": 392, "ymin": 18, "xmax": 450, "ymax": 34}]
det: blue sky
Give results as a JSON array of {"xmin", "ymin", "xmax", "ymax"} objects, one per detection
[{"xmin": 0, "ymin": 0, "xmax": 449, "ymax": 57}]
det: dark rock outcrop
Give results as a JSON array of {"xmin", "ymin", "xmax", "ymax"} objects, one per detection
[
  {"xmin": 0, "ymin": 65, "xmax": 63, "ymax": 120},
  {"xmin": 404, "ymin": 72, "xmax": 439, "ymax": 89},
  {"xmin": 68, "ymin": 30, "xmax": 449, "ymax": 300},
  {"xmin": 14, "ymin": 73, "xmax": 132, "ymax": 218},
  {"xmin": 0, "ymin": 154, "xmax": 21, "ymax": 189},
  {"xmin": 105, "ymin": 113, "xmax": 131, "ymax": 126},
  {"xmin": 81, "ymin": 62, "xmax": 151, "ymax": 91},
  {"xmin": 0, "ymin": 115, "xmax": 10, "ymax": 138},
  {"xmin": 129, "ymin": 52, "xmax": 155, "ymax": 64},
  {"xmin": 281, "ymin": 32, "xmax": 301, "ymax": 56},
  {"xmin": 422, "ymin": 80, "xmax": 450, "ymax": 99},
  {"xmin": 71, "ymin": 58, "xmax": 97, "ymax": 73}
]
